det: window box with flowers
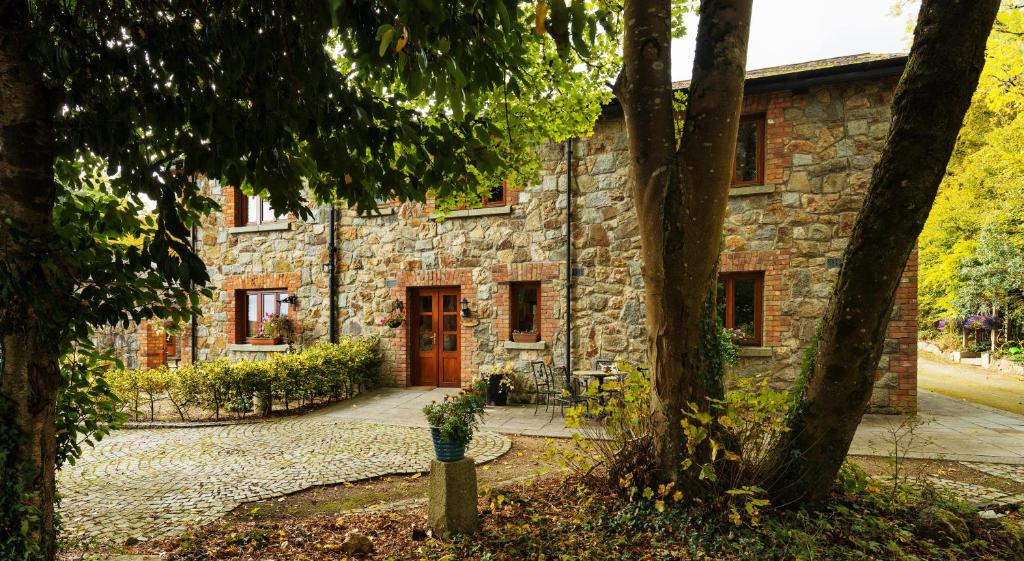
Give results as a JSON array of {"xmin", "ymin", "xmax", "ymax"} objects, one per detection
[{"xmin": 249, "ymin": 313, "xmax": 294, "ymax": 345}]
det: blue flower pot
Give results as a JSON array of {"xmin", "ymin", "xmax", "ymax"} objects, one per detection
[{"xmin": 430, "ymin": 427, "xmax": 467, "ymax": 462}]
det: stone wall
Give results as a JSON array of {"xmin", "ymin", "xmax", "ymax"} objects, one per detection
[{"xmin": 118, "ymin": 73, "xmax": 918, "ymax": 411}]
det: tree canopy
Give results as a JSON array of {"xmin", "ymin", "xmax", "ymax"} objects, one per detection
[
  {"xmin": 918, "ymin": 5, "xmax": 1024, "ymax": 336},
  {"xmin": 1, "ymin": 2, "xmax": 618, "ymax": 557}
]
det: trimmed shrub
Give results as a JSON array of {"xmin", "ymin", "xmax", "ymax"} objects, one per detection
[{"xmin": 107, "ymin": 337, "xmax": 382, "ymax": 421}]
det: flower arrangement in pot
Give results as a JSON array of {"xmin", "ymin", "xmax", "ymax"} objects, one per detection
[
  {"xmin": 483, "ymin": 362, "xmax": 516, "ymax": 406},
  {"xmin": 250, "ymin": 313, "xmax": 293, "ymax": 345},
  {"xmin": 422, "ymin": 385, "xmax": 486, "ymax": 462},
  {"xmin": 379, "ymin": 306, "xmax": 405, "ymax": 329}
]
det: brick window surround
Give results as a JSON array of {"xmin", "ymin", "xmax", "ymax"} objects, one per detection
[
  {"xmin": 237, "ymin": 288, "xmax": 290, "ymax": 342},
  {"xmin": 493, "ymin": 263, "xmax": 560, "ymax": 343},
  {"xmin": 136, "ymin": 320, "xmax": 192, "ymax": 368},
  {"xmin": 223, "ymin": 273, "xmax": 301, "ymax": 344},
  {"xmin": 719, "ymin": 250, "xmax": 792, "ymax": 348},
  {"xmin": 719, "ymin": 272, "xmax": 765, "ymax": 346}
]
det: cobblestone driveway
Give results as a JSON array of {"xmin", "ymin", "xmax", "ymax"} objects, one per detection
[{"xmin": 58, "ymin": 418, "xmax": 510, "ymax": 545}]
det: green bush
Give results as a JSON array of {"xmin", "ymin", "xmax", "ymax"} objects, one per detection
[{"xmin": 107, "ymin": 337, "xmax": 382, "ymax": 421}]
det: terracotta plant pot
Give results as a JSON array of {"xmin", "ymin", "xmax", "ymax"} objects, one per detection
[
  {"xmin": 511, "ymin": 332, "xmax": 539, "ymax": 343},
  {"xmin": 249, "ymin": 337, "xmax": 282, "ymax": 346}
]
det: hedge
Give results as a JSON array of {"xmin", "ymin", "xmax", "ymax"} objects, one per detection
[{"xmin": 107, "ymin": 337, "xmax": 382, "ymax": 421}]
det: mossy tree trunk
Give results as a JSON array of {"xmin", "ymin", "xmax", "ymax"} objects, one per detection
[
  {"xmin": 615, "ymin": 0, "xmax": 752, "ymax": 484},
  {"xmin": 0, "ymin": 4, "xmax": 63, "ymax": 558},
  {"xmin": 769, "ymin": 0, "xmax": 1000, "ymax": 506}
]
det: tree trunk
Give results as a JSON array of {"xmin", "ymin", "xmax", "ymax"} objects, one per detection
[
  {"xmin": 770, "ymin": 0, "xmax": 999, "ymax": 506},
  {"xmin": 615, "ymin": 0, "xmax": 752, "ymax": 484},
  {"xmin": 1, "ymin": 6, "xmax": 62, "ymax": 559}
]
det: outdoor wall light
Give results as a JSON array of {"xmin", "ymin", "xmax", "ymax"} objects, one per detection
[
  {"xmin": 460, "ymin": 297, "xmax": 471, "ymax": 318},
  {"xmin": 278, "ymin": 294, "xmax": 299, "ymax": 305}
]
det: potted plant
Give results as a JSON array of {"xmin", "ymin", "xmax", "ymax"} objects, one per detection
[
  {"xmin": 484, "ymin": 362, "xmax": 516, "ymax": 406},
  {"xmin": 511, "ymin": 330, "xmax": 539, "ymax": 343},
  {"xmin": 422, "ymin": 386, "xmax": 486, "ymax": 462},
  {"xmin": 250, "ymin": 313, "xmax": 293, "ymax": 345},
  {"xmin": 380, "ymin": 306, "xmax": 405, "ymax": 329}
]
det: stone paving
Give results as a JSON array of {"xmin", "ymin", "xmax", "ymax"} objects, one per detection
[
  {"xmin": 57, "ymin": 417, "xmax": 509, "ymax": 545},
  {"xmin": 925, "ymin": 478, "xmax": 1024, "ymax": 509},
  {"xmin": 60, "ymin": 385, "xmax": 1024, "ymax": 546}
]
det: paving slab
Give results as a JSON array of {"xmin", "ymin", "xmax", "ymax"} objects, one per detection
[{"xmin": 851, "ymin": 390, "xmax": 1024, "ymax": 464}]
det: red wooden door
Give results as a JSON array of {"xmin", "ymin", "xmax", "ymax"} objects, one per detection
[
  {"xmin": 438, "ymin": 289, "xmax": 462, "ymax": 387},
  {"xmin": 411, "ymin": 288, "xmax": 461, "ymax": 387}
]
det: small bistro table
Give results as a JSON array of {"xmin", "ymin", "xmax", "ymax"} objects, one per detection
[{"xmin": 572, "ymin": 370, "xmax": 620, "ymax": 403}]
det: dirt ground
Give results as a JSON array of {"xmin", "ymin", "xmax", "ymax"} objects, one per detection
[
  {"xmin": 230, "ymin": 436, "xmax": 573, "ymax": 522},
  {"xmin": 230, "ymin": 435, "xmax": 1023, "ymax": 525},
  {"xmin": 918, "ymin": 354, "xmax": 1024, "ymax": 415}
]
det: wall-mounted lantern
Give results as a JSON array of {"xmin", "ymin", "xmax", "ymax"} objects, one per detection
[
  {"xmin": 278, "ymin": 295, "xmax": 299, "ymax": 305},
  {"xmin": 460, "ymin": 297, "xmax": 471, "ymax": 318}
]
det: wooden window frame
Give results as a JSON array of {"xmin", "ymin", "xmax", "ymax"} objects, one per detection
[
  {"xmin": 509, "ymin": 281, "xmax": 542, "ymax": 339},
  {"xmin": 719, "ymin": 272, "xmax": 764, "ymax": 346},
  {"xmin": 236, "ymin": 288, "xmax": 289, "ymax": 343},
  {"xmin": 235, "ymin": 188, "xmax": 286, "ymax": 226},
  {"xmin": 480, "ymin": 182, "xmax": 508, "ymax": 207},
  {"xmin": 732, "ymin": 114, "xmax": 766, "ymax": 187},
  {"xmin": 164, "ymin": 334, "xmax": 180, "ymax": 362}
]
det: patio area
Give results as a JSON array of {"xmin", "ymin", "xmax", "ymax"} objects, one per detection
[{"xmin": 317, "ymin": 386, "xmax": 582, "ymax": 438}]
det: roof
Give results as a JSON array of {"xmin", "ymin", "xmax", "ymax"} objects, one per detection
[{"xmin": 671, "ymin": 52, "xmax": 908, "ymax": 93}]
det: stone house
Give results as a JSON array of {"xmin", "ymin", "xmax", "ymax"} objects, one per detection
[{"xmin": 122, "ymin": 53, "xmax": 918, "ymax": 412}]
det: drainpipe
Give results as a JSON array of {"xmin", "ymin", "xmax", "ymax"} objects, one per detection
[
  {"xmin": 565, "ymin": 138, "xmax": 574, "ymax": 376},
  {"xmin": 328, "ymin": 205, "xmax": 338, "ymax": 344},
  {"xmin": 190, "ymin": 223, "xmax": 198, "ymax": 364}
]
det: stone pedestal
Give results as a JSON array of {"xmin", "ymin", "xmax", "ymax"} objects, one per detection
[{"xmin": 427, "ymin": 457, "xmax": 479, "ymax": 537}]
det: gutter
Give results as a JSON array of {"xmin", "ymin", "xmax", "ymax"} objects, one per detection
[
  {"xmin": 328, "ymin": 205, "xmax": 338, "ymax": 344},
  {"xmin": 565, "ymin": 138, "xmax": 574, "ymax": 377},
  {"xmin": 190, "ymin": 223, "xmax": 198, "ymax": 364}
]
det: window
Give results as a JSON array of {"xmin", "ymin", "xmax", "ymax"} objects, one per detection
[
  {"xmin": 717, "ymin": 273, "xmax": 763, "ymax": 346},
  {"xmin": 510, "ymin": 282, "xmax": 541, "ymax": 338},
  {"xmin": 732, "ymin": 115, "xmax": 765, "ymax": 186},
  {"xmin": 481, "ymin": 184, "xmax": 507, "ymax": 207},
  {"xmin": 236, "ymin": 189, "xmax": 287, "ymax": 225},
  {"xmin": 164, "ymin": 334, "xmax": 180, "ymax": 363},
  {"xmin": 237, "ymin": 289, "xmax": 290, "ymax": 342}
]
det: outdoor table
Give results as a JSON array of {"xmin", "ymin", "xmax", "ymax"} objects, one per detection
[{"xmin": 572, "ymin": 370, "xmax": 619, "ymax": 398}]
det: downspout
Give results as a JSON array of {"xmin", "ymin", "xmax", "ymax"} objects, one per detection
[
  {"xmin": 565, "ymin": 138, "xmax": 574, "ymax": 377},
  {"xmin": 190, "ymin": 223, "xmax": 198, "ymax": 364},
  {"xmin": 328, "ymin": 205, "xmax": 338, "ymax": 344}
]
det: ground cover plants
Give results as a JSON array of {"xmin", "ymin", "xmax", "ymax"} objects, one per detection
[{"xmin": 139, "ymin": 473, "xmax": 1023, "ymax": 561}]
